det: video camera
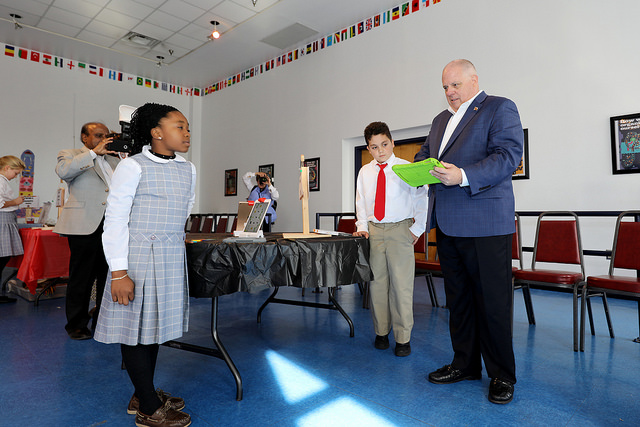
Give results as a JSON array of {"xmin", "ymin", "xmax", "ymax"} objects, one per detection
[
  {"xmin": 106, "ymin": 105, "xmax": 136, "ymax": 153},
  {"xmin": 257, "ymin": 176, "xmax": 268, "ymax": 185}
]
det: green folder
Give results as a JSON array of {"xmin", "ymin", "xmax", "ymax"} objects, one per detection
[{"xmin": 391, "ymin": 158, "xmax": 444, "ymax": 186}]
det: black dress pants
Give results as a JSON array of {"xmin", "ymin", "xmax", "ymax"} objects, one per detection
[
  {"xmin": 436, "ymin": 227, "xmax": 516, "ymax": 384},
  {"xmin": 64, "ymin": 221, "xmax": 108, "ymax": 332}
]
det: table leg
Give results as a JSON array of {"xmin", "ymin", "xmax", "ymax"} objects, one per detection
[
  {"xmin": 327, "ymin": 288, "xmax": 354, "ymax": 337},
  {"xmin": 34, "ymin": 278, "xmax": 65, "ymax": 307},
  {"xmin": 163, "ymin": 297, "xmax": 243, "ymax": 401},
  {"xmin": 257, "ymin": 287, "xmax": 279, "ymax": 323}
]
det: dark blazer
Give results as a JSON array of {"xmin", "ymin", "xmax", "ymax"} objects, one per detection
[{"xmin": 415, "ymin": 91, "xmax": 523, "ymax": 237}]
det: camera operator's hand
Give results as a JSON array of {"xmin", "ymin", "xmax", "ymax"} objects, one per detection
[
  {"xmin": 256, "ymin": 172, "xmax": 271, "ymax": 186},
  {"xmin": 92, "ymin": 135, "xmax": 117, "ymax": 156},
  {"xmin": 110, "ymin": 270, "xmax": 135, "ymax": 305}
]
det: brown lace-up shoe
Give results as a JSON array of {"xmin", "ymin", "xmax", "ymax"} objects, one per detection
[
  {"xmin": 128, "ymin": 389, "xmax": 185, "ymax": 415},
  {"xmin": 135, "ymin": 400, "xmax": 191, "ymax": 427}
]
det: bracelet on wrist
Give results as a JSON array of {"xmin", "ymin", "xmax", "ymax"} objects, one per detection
[{"xmin": 111, "ymin": 273, "xmax": 128, "ymax": 281}]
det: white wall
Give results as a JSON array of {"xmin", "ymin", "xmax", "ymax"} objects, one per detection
[
  {"xmin": 199, "ymin": 0, "xmax": 640, "ymax": 275},
  {"xmin": 0, "ymin": 57, "xmax": 202, "ymax": 220}
]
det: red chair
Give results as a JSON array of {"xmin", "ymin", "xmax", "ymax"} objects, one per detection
[
  {"xmin": 414, "ymin": 229, "xmax": 441, "ymax": 308},
  {"xmin": 512, "ymin": 214, "xmax": 535, "ymax": 325},
  {"xmin": 580, "ymin": 211, "xmax": 640, "ymax": 351},
  {"xmin": 201, "ymin": 215, "xmax": 215, "ymax": 233},
  {"xmin": 187, "ymin": 214, "xmax": 202, "ymax": 233},
  {"xmin": 214, "ymin": 216, "xmax": 228, "ymax": 233},
  {"xmin": 512, "ymin": 212, "xmax": 585, "ymax": 351},
  {"xmin": 336, "ymin": 217, "xmax": 357, "ymax": 234}
]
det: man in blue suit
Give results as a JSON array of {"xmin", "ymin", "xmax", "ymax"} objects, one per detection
[{"xmin": 415, "ymin": 59, "xmax": 523, "ymax": 404}]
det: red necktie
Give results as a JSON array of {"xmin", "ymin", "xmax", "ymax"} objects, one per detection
[{"xmin": 374, "ymin": 163, "xmax": 387, "ymax": 221}]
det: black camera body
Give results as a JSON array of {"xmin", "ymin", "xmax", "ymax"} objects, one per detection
[
  {"xmin": 257, "ymin": 176, "xmax": 268, "ymax": 185},
  {"xmin": 106, "ymin": 121, "xmax": 133, "ymax": 153}
]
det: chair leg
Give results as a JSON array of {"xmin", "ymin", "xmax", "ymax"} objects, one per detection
[
  {"xmin": 580, "ymin": 284, "xmax": 587, "ymax": 352},
  {"xmin": 521, "ymin": 284, "xmax": 536, "ymax": 325},
  {"xmin": 601, "ymin": 293, "xmax": 614, "ymax": 338},
  {"xmin": 586, "ymin": 297, "xmax": 595, "ymax": 336},
  {"xmin": 573, "ymin": 285, "xmax": 579, "ymax": 352},
  {"xmin": 635, "ymin": 301, "xmax": 640, "ymax": 343},
  {"xmin": 424, "ymin": 273, "xmax": 439, "ymax": 308}
]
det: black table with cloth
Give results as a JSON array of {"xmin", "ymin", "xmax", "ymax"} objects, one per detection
[{"xmin": 170, "ymin": 232, "xmax": 372, "ymax": 400}]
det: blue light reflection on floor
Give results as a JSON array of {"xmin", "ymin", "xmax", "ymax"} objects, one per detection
[
  {"xmin": 266, "ymin": 349, "xmax": 328, "ymax": 404},
  {"xmin": 297, "ymin": 396, "xmax": 398, "ymax": 427}
]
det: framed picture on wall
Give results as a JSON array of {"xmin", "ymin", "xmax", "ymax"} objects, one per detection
[
  {"xmin": 303, "ymin": 157, "xmax": 320, "ymax": 191},
  {"xmin": 512, "ymin": 129, "xmax": 530, "ymax": 180},
  {"xmin": 610, "ymin": 113, "xmax": 640, "ymax": 174},
  {"xmin": 225, "ymin": 169, "xmax": 237, "ymax": 196},
  {"xmin": 258, "ymin": 164, "xmax": 274, "ymax": 179}
]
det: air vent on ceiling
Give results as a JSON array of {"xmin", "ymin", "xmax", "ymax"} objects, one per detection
[
  {"xmin": 260, "ymin": 23, "xmax": 318, "ymax": 50},
  {"xmin": 120, "ymin": 32, "xmax": 161, "ymax": 49}
]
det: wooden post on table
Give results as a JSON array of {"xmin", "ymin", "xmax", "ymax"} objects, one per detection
[{"xmin": 282, "ymin": 155, "xmax": 322, "ymax": 239}]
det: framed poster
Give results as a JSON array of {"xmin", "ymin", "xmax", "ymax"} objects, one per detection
[
  {"xmin": 225, "ymin": 169, "xmax": 237, "ymax": 196},
  {"xmin": 512, "ymin": 129, "xmax": 530, "ymax": 180},
  {"xmin": 610, "ymin": 113, "xmax": 640, "ymax": 174},
  {"xmin": 303, "ymin": 157, "xmax": 320, "ymax": 191},
  {"xmin": 258, "ymin": 163, "xmax": 274, "ymax": 179}
]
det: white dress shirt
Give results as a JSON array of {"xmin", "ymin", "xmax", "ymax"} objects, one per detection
[
  {"xmin": 355, "ymin": 153, "xmax": 428, "ymax": 237},
  {"xmin": 0, "ymin": 175, "xmax": 19, "ymax": 212}
]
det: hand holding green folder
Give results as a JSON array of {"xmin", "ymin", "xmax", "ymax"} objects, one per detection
[{"xmin": 391, "ymin": 158, "xmax": 444, "ymax": 186}]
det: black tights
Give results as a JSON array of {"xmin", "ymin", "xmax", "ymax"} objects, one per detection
[{"xmin": 121, "ymin": 343, "xmax": 162, "ymax": 415}]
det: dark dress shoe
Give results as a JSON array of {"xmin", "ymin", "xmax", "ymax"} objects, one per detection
[
  {"xmin": 394, "ymin": 342, "xmax": 411, "ymax": 357},
  {"xmin": 68, "ymin": 327, "xmax": 92, "ymax": 340},
  {"xmin": 374, "ymin": 334, "xmax": 389, "ymax": 350},
  {"xmin": 428, "ymin": 364, "xmax": 481, "ymax": 384},
  {"xmin": 488, "ymin": 378, "xmax": 514, "ymax": 404}
]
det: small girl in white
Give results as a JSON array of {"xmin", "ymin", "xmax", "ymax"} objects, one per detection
[
  {"xmin": 94, "ymin": 103, "xmax": 196, "ymax": 427},
  {"xmin": 0, "ymin": 155, "xmax": 25, "ymax": 304}
]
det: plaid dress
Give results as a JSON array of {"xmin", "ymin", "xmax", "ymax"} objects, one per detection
[
  {"xmin": 94, "ymin": 153, "xmax": 193, "ymax": 345},
  {"xmin": 0, "ymin": 175, "xmax": 23, "ymax": 257}
]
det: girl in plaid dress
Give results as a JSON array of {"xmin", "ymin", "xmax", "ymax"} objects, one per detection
[
  {"xmin": 0, "ymin": 155, "xmax": 25, "ymax": 304},
  {"xmin": 94, "ymin": 103, "xmax": 196, "ymax": 427}
]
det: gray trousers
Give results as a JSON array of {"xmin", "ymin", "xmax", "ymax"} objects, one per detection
[{"xmin": 368, "ymin": 219, "xmax": 415, "ymax": 344}]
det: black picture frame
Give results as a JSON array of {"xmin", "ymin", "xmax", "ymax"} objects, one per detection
[
  {"xmin": 610, "ymin": 113, "xmax": 640, "ymax": 174},
  {"xmin": 225, "ymin": 169, "xmax": 237, "ymax": 196},
  {"xmin": 512, "ymin": 129, "xmax": 530, "ymax": 180},
  {"xmin": 303, "ymin": 157, "xmax": 320, "ymax": 191},
  {"xmin": 258, "ymin": 164, "xmax": 274, "ymax": 179}
]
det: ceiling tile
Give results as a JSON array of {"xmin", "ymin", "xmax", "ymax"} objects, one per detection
[
  {"xmin": 44, "ymin": 6, "xmax": 92, "ymax": 28},
  {"xmin": 192, "ymin": 12, "xmax": 236, "ymax": 31},
  {"xmin": 83, "ymin": 0, "xmax": 110, "ymax": 6},
  {"xmin": 229, "ymin": 0, "xmax": 279, "ymax": 13},
  {"xmin": 132, "ymin": 0, "xmax": 166, "ymax": 8},
  {"xmin": 176, "ymin": 22, "xmax": 209, "ymax": 41},
  {"xmin": 146, "ymin": 9, "xmax": 189, "ymax": 32},
  {"xmin": 160, "ymin": 0, "xmax": 205, "ymax": 22},
  {"xmin": 154, "ymin": 43, "xmax": 189, "ymax": 59},
  {"xmin": 132, "ymin": 20, "xmax": 174, "ymax": 41},
  {"xmin": 0, "ymin": 5, "xmax": 40, "ymax": 26},
  {"xmin": 210, "ymin": 0, "xmax": 256, "ymax": 23},
  {"xmin": 94, "ymin": 8, "xmax": 141, "ymax": 30},
  {"xmin": 0, "ymin": 0, "xmax": 48, "ymax": 16},
  {"xmin": 164, "ymin": 32, "xmax": 203, "ymax": 50},
  {"xmin": 52, "ymin": 0, "xmax": 102, "ymax": 18},
  {"xmin": 183, "ymin": 0, "xmax": 224, "ymax": 11},
  {"xmin": 76, "ymin": 29, "xmax": 118, "ymax": 49},
  {"xmin": 84, "ymin": 19, "xmax": 129, "ymax": 39},
  {"xmin": 107, "ymin": 0, "xmax": 154, "ymax": 20},
  {"xmin": 37, "ymin": 17, "xmax": 82, "ymax": 38}
]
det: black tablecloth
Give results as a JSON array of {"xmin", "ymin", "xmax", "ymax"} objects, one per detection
[{"xmin": 186, "ymin": 233, "xmax": 372, "ymax": 298}]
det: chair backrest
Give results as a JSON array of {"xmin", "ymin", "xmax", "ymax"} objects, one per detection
[
  {"xmin": 336, "ymin": 218, "xmax": 357, "ymax": 234},
  {"xmin": 231, "ymin": 216, "xmax": 238, "ymax": 232},
  {"xmin": 512, "ymin": 214, "xmax": 523, "ymax": 269},
  {"xmin": 214, "ymin": 216, "xmax": 228, "ymax": 233},
  {"xmin": 610, "ymin": 211, "xmax": 640, "ymax": 273},
  {"xmin": 415, "ymin": 233, "xmax": 426, "ymax": 256},
  {"xmin": 532, "ymin": 212, "xmax": 584, "ymax": 276},
  {"xmin": 189, "ymin": 215, "xmax": 202, "ymax": 233},
  {"xmin": 201, "ymin": 216, "xmax": 214, "ymax": 233}
]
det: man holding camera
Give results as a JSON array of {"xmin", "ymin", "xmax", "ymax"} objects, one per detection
[
  {"xmin": 54, "ymin": 122, "xmax": 120, "ymax": 340},
  {"xmin": 242, "ymin": 171, "xmax": 279, "ymax": 227}
]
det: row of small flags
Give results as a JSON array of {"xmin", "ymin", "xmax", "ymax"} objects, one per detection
[
  {"xmin": 3, "ymin": 45, "xmax": 202, "ymax": 97},
  {"xmin": 204, "ymin": 0, "xmax": 441, "ymax": 95},
  {"xmin": 3, "ymin": 0, "xmax": 441, "ymax": 98}
]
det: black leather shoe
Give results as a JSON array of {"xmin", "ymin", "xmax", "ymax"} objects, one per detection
[
  {"xmin": 395, "ymin": 342, "xmax": 411, "ymax": 357},
  {"xmin": 428, "ymin": 365, "xmax": 481, "ymax": 384},
  {"xmin": 68, "ymin": 327, "xmax": 92, "ymax": 340},
  {"xmin": 488, "ymin": 378, "xmax": 514, "ymax": 404},
  {"xmin": 374, "ymin": 334, "xmax": 389, "ymax": 350}
]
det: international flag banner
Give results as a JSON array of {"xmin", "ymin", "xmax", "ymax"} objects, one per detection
[
  {"xmin": 5, "ymin": 45, "xmax": 15, "ymax": 57},
  {"xmin": 288, "ymin": 51, "xmax": 292, "ymax": 62},
  {"xmin": 350, "ymin": 25, "xmax": 355, "ymax": 38},
  {"xmin": 383, "ymin": 10, "xmax": 391, "ymax": 24},
  {"xmin": 250, "ymin": 68, "xmax": 254, "ymax": 77},
  {"xmin": 125, "ymin": 74, "xmax": 136, "ymax": 83},
  {"xmin": 55, "ymin": 57, "xmax": 64, "ymax": 68},
  {"xmin": 137, "ymin": 77, "xmax": 143, "ymax": 86},
  {"xmin": 313, "ymin": 41, "xmax": 318, "ymax": 52},
  {"xmin": 66, "ymin": 60, "xmax": 74, "ymax": 70},
  {"xmin": 412, "ymin": 0, "xmax": 420, "ymax": 12},
  {"xmin": 162, "ymin": 82, "xmax": 168, "ymax": 91},
  {"xmin": 177, "ymin": 87, "xmax": 182, "ymax": 95},
  {"xmin": 89, "ymin": 65, "xmax": 104, "ymax": 76},
  {"xmin": 229, "ymin": 77, "xmax": 233, "ymax": 85},
  {"xmin": 194, "ymin": 88, "xmax": 200, "ymax": 96},
  {"xmin": 293, "ymin": 50, "xmax": 298, "ymax": 60},
  {"xmin": 374, "ymin": 15, "xmax": 381, "ymax": 27},
  {"xmin": 366, "ymin": 18, "xmax": 373, "ymax": 31},
  {"xmin": 282, "ymin": 54, "xmax": 287, "ymax": 64},
  {"xmin": 184, "ymin": 88, "xmax": 192, "ymax": 96},
  {"xmin": 341, "ymin": 28, "xmax": 347, "ymax": 40},
  {"xmin": 334, "ymin": 32, "xmax": 340, "ymax": 43},
  {"xmin": 327, "ymin": 35, "xmax": 332, "ymax": 47},
  {"xmin": 42, "ymin": 54, "xmax": 52, "ymax": 65},
  {"xmin": 77, "ymin": 62, "xmax": 86, "ymax": 72},
  {"xmin": 392, "ymin": 7, "xmax": 400, "ymax": 20},
  {"xmin": 144, "ymin": 79, "xmax": 151, "ymax": 88},
  {"xmin": 402, "ymin": 2, "xmax": 410, "ymax": 16},
  {"xmin": 422, "ymin": 0, "xmax": 429, "ymax": 7},
  {"xmin": 259, "ymin": 64, "xmax": 263, "ymax": 73},
  {"xmin": 271, "ymin": 59, "xmax": 274, "ymax": 68},
  {"xmin": 358, "ymin": 22, "xmax": 364, "ymax": 34},
  {"xmin": 321, "ymin": 37, "xmax": 325, "ymax": 49},
  {"xmin": 169, "ymin": 84, "xmax": 176, "ymax": 93},
  {"xmin": 306, "ymin": 44, "xmax": 312, "ymax": 54},
  {"xmin": 154, "ymin": 81, "xmax": 159, "ymax": 89},
  {"xmin": 30, "ymin": 51, "xmax": 40, "ymax": 62},
  {"xmin": 277, "ymin": 56, "xmax": 281, "ymax": 67},
  {"xmin": 265, "ymin": 61, "xmax": 270, "ymax": 71},
  {"xmin": 433, "ymin": 0, "xmax": 440, "ymax": 3},
  {"xmin": 18, "ymin": 48, "xmax": 28, "ymax": 59},
  {"xmin": 108, "ymin": 70, "xmax": 123, "ymax": 81}
]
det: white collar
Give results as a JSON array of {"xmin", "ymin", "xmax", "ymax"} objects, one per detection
[{"xmin": 142, "ymin": 145, "xmax": 186, "ymax": 163}]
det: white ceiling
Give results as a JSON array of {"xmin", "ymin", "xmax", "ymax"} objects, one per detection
[{"xmin": 0, "ymin": 0, "xmax": 404, "ymax": 88}]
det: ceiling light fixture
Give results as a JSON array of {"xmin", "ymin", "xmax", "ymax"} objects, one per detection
[
  {"xmin": 251, "ymin": 0, "xmax": 258, "ymax": 6},
  {"xmin": 10, "ymin": 13, "xmax": 22, "ymax": 30},
  {"xmin": 208, "ymin": 20, "xmax": 220, "ymax": 40},
  {"xmin": 156, "ymin": 55, "xmax": 165, "ymax": 67}
]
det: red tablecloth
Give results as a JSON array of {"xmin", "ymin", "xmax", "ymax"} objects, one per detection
[{"xmin": 6, "ymin": 228, "xmax": 70, "ymax": 294}]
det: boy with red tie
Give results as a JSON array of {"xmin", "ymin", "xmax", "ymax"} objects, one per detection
[{"xmin": 354, "ymin": 121, "xmax": 427, "ymax": 356}]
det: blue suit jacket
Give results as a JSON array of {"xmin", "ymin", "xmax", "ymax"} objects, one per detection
[{"xmin": 415, "ymin": 92, "xmax": 523, "ymax": 237}]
